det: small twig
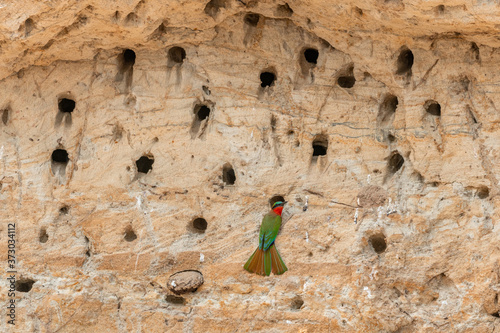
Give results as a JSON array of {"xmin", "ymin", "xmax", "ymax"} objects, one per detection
[
  {"xmin": 305, "ymin": 189, "xmax": 324, "ymax": 197},
  {"xmin": 330, "ymin": 200, "xmax": 358, "ymax": 209}
]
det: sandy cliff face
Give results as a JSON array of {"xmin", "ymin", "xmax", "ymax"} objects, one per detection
[{"xmin": 2, "ymin": 0, "xmax": 500, "ymax": 331}]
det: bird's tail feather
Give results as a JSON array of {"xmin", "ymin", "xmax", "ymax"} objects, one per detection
[
  {"xmin": 270, "ymin": 243, "xmax": 288, "ymax": 275},
  {"xmin": 244, "ymin": 247, "xmax": 265, "ymax": 275},
  {"xmin": 244, "ymin": 244, "xmax": 287, "ymax": 276}
]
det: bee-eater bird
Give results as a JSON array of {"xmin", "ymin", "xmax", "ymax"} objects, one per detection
[{"xmin": 244, "ymin": 201, "xmax": 288, "ymax": 276}]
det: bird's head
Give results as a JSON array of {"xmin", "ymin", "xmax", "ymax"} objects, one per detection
[
  {"xmin": 272, "ymin": 201, "xmax": 287, "ymax": 216},
  {"xmin": 272, "ymin": 201, "xmax": 287, "ymax": 209}
]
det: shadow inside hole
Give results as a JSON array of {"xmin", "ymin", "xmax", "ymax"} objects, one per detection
[
  {"xmin": 59, "ymin": 205, "xmax": 70, "ymax": 215},
  {"xmin": 468, "ymin": 42, "xmax": 480, "ymax": 63},
  {"xmin": 425, "ymin": 100, "xmax": 441, "ymax": 116},
  {"xmin": 377, "ymin": 95, "xmax": 398, "ymax": 127},
  {"xmin": 337, "ymin": 64, "xmax": 355, "ymax": 88},
  {"xmin": 338, "ymin": 76, "xmax": 356, "ymax": 88},
  {"xmin": 477, "ymin": 186, "xmax": 489, "ymax": 199},
  {"xmin": 58, "ymin": 98, "xmax": 75, "ymax": 113},
  {"xmin": 16, "ymin": 278, "xmax": 35, "ymax": 292},
  {"xmin": 269, "ymin": 195, "xmax": 285, "ymax": 208},
  {"xmin": 168, "ymin": 47, "xmax": 186, "ymax": 65},
  {"xmin": 84, "ymin": 235, "xmax": 91, "ymax": 257},
  {"xmin": 116, "ymin": 49, "xmax": 135, "ymax": 88},
  {"xmin": 312, "ymin": 135, "xmax": 328, "ymax": 157},
  {"xmin": 24, "ymin": 18, "xmax": 35, "ymax": 36},
  {"xmin": 436, "ymin": 4, "xmax": 445, "ymax": 14},
  {"xmin": 303, "ymin": 48, "xmax": 318, "ymax": 65},
  {"xmin": 300, "ymin": 48, "xmax": 318, "ymax": 77},
  {"xmin": 387, "ymin": 152, "xmax": 404, "ymax": 175},
  {"xmin": 136, "ymin": 155, "xmax": 154, "ymax": 174},
  {"xmin": 51, "ymin": 149, "xmax": 69, "ymax": 176},
  {"xmin": 313, "ymin": 144, "xmax": 327, "ymax": 156},
  {"xmin": 222, "ymin": 163, "xmax": 236, "ymax": 185},
  {"xmin": 166, "ymin": 294, "xmax": 186, "ymax": 305},
  {"xmin": 122, "ymin": 49, "xmax": 136, "ymax": 68},
  {"xmin": 369, "ymin": 233, "xmax": 387, "ymax": 253},
  {"xmin": 124, "ymin": 227, "xmax": 137, "ymax": 242},
  {"xmin": 2, "ymin": 107, "xmax": 9, "ymax": 125},
  {"xmin": 191, "ymin": 104, "xmax": 211, "ymax": 137},
  {"xmin": 260, "ymin": 71, "xmax": 276, "ymax": 88},
  {"xmin": 291, "ymin": 296, "xmax": 304, "ymax": 310},
  {"xmin": 244, "ymin": 13, "xmax": 260, "ymax": 27},
  {"xmin": 196, "ymin": 105, "xmax": 210, "ymax": 121},
  {"xmin": 396, "ymin": 48, "xmax": 414, "ymax": 75},
  {"xmin": 39, "ymin": 229, "xmax": 48, "ymax": 243},
  {"xmin": 192, "ymin": 218, "xmax": 208, "ymax": 233}
]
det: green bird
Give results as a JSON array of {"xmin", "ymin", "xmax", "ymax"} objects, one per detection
[{"xmin": 244, "ymin": 201, "xmax": 288, "ymax": 276}]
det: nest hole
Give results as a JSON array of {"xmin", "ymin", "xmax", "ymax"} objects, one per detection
[
  {"xmin": 39, "ymin": 228, "xmax": 48, "ymax": 243},
  {"xmin": 195, "ymin": 105, "xmax": 211, "ymax": 121},
  {"xmin": 269, "ymin": 195, "xmax": 285, "ymax": 208},
  {"xmin": 222, "ymin": 163, "xmax": 236, "ymax": 185},
  {"xmin": 425, "ymin": 100, "xmax": 441, "ymax": 116},
  {"xmin": 396, "ymin": 48, "xmax": 414, "ymax": 75},
  {"xmin": 369, "ymin": 233, "xmax": 387, "ymax": 254},
  {"xmin": 58, "ymin": 98, "xmax": 75, "ymax": 113},
  {"xmin": 124, "ymin": 226, "xmax": 137, "ymax": 242},
  {"xmin": 312, "ymin": 135, "xmax": 328, "ymax": 156},
  {"xmin": 303, "ymin": 48, "xmax": 319, "ymax": 65},
  {"xmin": 291, "ymin": 296, "xmax": 304, "ymax": 310},
  {"xmin": 260, "ymin": 71, "xmax": 276, "ymax": 88},
  {"xmin": 24, "ymin": 18, "xmax": 35, "ymax": 36},
  {"xmin": 122, "ymin": 49, "xmax": 136, "ymax": 67},
  {"xmin": 338, "ymin": 76, "xmax": 356, "ymax": 88},
  {"xmin": 2, "ymin": 108, "xmax": 9, "ymax": 125},
  {"xmin": 168, "ymin": 47, "xmax": 186, "ymax": 64},
  {"xmin": 244, "ymin": 13, "xmax": 260, "ymax": 27},
  {"xmin": 136, "ymin": 155, "xmax": 154, "ymax": 174},
  {"xmin": 387, "ymin": 152, "xmax": 404, "ymax": 175},
  {"xmin": 378, "ymin": 95, "xmax": 398, "ymax": 126},
  {"xmin": 477, "ymin": 186, "xmax": 490, "ymax": 199},
  {"xmin": 16, "ymin": 278, "xmax": 35, "ymax": 292},
  {"xmin": 59, "ymin": 205, "xmax": 70, "ymax": 215},
  {"xmin": 52, "ymin": 149, "xmax": 69, "ymax": 164},
  {"xmin": 166, "ymin": 295, "xmax": 186, "ymax": 305},
  {"xmin": 192, "ymin": 218, "xmax": 208, "ymax": 233},
  {"xmin": 191, "ymin": 103, "xmax": 212, "ymax": 137}
]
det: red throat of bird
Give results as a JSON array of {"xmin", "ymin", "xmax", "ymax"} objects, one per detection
[{"xmin": 272, "ymin": 206, "xmax": 284, "ymax": 216}]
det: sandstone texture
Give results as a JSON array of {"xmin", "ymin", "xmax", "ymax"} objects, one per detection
[{"xmin": 2, "ymin": 0, "xmax": 500, "ymax": 332}]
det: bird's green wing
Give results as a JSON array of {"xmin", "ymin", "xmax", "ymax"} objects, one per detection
[{"xmin": 258, "ymin": 212, "xmax": 282, "ymax": 251}]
